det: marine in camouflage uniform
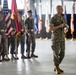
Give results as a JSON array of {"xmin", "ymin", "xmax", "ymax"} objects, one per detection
[
  {"xmin": 0, "ymin": 13, "xmax": 7, "ymax": 61},
  {"xmin": 50, "ymin": 14, "xmax": 66, "ymax": 66},
  {"xmin": 8, "ymin": 19, "xmax": 18, "ymax": 60},
  {"xmin": 50, "ymin": 5, "xmax": 69, "ymax": 74},
  {"xmin": 25, "ymin": 10, "xmax": 38, "ymax": 58},
  {"xmin": 17, "ymin": 16, "xmax": 26, "ymax": 59}
]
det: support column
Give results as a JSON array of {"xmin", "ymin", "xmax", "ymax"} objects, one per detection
[
  {"xmin": 50, "ymin": 0, "xmax": 52, "ymax": 15},
  {"xmin": 0, "ymin": 0, "xmax": 1, "ymax": 11},
  {"xmin": 61, "ymin": 0, "xmax": 63, "ymax": 7},
  {"xmin": 0, "ymin": 0, "xmax": 1, "ymax": 5}
]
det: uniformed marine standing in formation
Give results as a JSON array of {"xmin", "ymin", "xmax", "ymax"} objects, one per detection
[
  {"xmin": 25, "ymin": 10, "xmax": 38, "ymax": 58},
  {"xmin": 50, "ymin": 5, "xmax": 69, "ymax": 74},
  {"xmin": 17, "ymin": 15, "xmax": 26, "ymax": 59},
  {"xmin": 0, "ymin": 10, "xmax": 39, "ymax": 61},
  {"xmin": 20, "ymin": 16, "xmax": 26, "ymax": 59},
  {"xmin": 8, "ymin": 19, "xmax": 19, "ymax": 60},
  {"xmin": 0, "ymin": 12, "xmax": 7, "ymax": 61}
]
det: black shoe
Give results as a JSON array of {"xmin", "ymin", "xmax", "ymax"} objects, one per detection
[
  {"xmin": 8, "ymin": 58, "xmax": 10, "ymax": 61},
  {"xmin": 5, "ymin": 58, "xmax": 10, "ymax": 61},
  {"xmin": 27, "ymin": 56, "xmax": 31, "ymax": 59},
  {"xmin": 25, "ymin": 53, "xmax": 31, "ymax": 59},
  {"xmin": 11, "ymin": 57, "xmax": 14, "ymax": 60},
  {"xmin": 11, "ymin": 56, "xmax": 19, "ymax": 60},
  {"xmin": 31, "ymin": 54, "xmax": 38, "ymax": 58},
  {"xmin": 14, "ymin": 57, "xmax": 19, "ymax": 60},
  {"xmin": 21, "ymin": 55, "xmax": 27, "ymax": 59},
  {"xmin": 2, "ymin": 58, "xmax": 6, "ymax": 61},
  {"xmin": 27, "ymin": 55, "xmax": 31, "ymax": 59},
  {"xmin": 11, "ymin": 56, "xmax": 15, "ymax": 60}
]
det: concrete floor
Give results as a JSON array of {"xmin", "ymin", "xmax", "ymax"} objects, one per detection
[{"xmin": 0, "ymin": 39, "xmax": 76, "ymax": 75}]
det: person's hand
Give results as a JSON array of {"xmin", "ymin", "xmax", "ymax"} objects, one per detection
[
  {"xmin": 59, "ymin": 24, "xmax": 65, "ymax": 28},
  {"xmin": 65, "ymin": 24, "xmax": 69, "ymax": 29},
  {"xmin": 64, "ymin": 27, "xmax": 68, "ymax": 34},
  {"xmin": 28, "ymin": 33, "xmax": 31, "ymax": 36}
]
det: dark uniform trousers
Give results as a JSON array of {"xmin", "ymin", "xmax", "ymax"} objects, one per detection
[
  {"xmin": 8, "ymin": 34, "xmax": 15, "ymax": 55},
  {"xmin": 0, "ymin": 19, "xmax": 7, "ymax": 59},
  {"xmin": 0, "ymin": 32, "xmax": 6, "ymax": 58},
  {"xmin": 26, "ymin": 31, "xmax": 35, "ymax": 54},
  {"xmin": 21, "ymin": 34, "xmax": 25, "ymax": 55},
  {"xmin": 17, "ymin": 33, "xmax": 25, "ymax": 55}
]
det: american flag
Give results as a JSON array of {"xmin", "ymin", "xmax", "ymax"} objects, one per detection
[{"xmin": 2, "ymin": 0, "xmax": 13, "ymax": 37}]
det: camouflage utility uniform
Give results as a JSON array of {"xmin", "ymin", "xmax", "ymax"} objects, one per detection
[
  {"xmin": 8, "ymin": 19, "xmax": 16, "ymax": 58},
  {"xmin": 0, "ymin": 19, "xmax": 7, "ymax": 59},
  {"xmin": 17, "ymin": 18, "xmax": 25, "ymax": 57},
  {"xmin": 25, "ymin": 18, "xmax": 35, "ymax": 57},
  {"xmin": 50, "ymin": 14, "xmax": 66, "ymax": 66}
]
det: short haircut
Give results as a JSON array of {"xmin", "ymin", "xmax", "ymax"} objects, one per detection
[{"xmin": 56, "ymin": 5, "xmax": 62, "ymax": 9}]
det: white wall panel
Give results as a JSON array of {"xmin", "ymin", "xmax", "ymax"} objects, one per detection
[
  {"xmin": 1, "ymin": 0, "xmax": 76, "ymax": 14},
  {"xmin": 41, "ymin": 0, "xmax": 50, "ymax": 14}
]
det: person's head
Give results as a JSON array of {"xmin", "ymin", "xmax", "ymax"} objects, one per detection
[
  {"xmin": 27, "ymin": 10, "xmax": 32, "ymax": 18},
  {"xmin": 56, "ymin": 5, "xmax": 63, "ymax": 15}
]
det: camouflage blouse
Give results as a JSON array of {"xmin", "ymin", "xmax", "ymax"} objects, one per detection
[
  {"xmin": 50, "ymin": 14, "xmax": 66, "ymax": 41},
  {"xmin": 25, "ymin": 18, "xmax": 34, "ymax": 30}
]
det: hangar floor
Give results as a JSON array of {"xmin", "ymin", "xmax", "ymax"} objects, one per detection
[{"xmin": 0, "ymin": 39, "xmax": 76, "ymax": 75}]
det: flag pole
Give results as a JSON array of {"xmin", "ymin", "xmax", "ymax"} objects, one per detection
[
  {"xmin": 45, "ymin": 3, "xmax": 50, "ymax": 40},
  {"xmin": 65, "ymin": 33, "xmax": 67, "ymax": 40},
  {"xmin": 38, "ymin": 2, "xmax": 42, "ymax": 40},
  {"xmin": 45, "ymin": 33, "xmax": 49, "ymax": 40},
  {"xmin": 70, "ymin": 2, "xmax": 75, "ymax": 41},
  {"xmin": 15, "ymin": 36, "xmax": 18, "ymax": 58},
  {"xmin": 71, "ymin": 33, "xmax": 74, "ymax": 41}
]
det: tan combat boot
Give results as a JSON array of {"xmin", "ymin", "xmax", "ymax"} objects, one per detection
[
  {"xmin": 54, "ymin": 66, "xmax": 61, "ymax": 74},
  {"xmin": 54, "ymin": 66, "xmax": 64, "ymax": 74}
]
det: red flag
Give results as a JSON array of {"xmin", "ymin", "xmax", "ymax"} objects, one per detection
[
  {"xmin": 70, "ymin": 2, "xmax": 75, "ymax": 34},
  {"xmin": 11, "ymin": 0, "xmax": 21, "ymax": 37}
]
